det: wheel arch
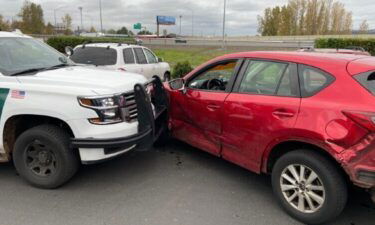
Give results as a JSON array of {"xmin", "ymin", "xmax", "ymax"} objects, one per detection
[
  {"xmin": 1, "ymin": 114, "xmax": 75, "ymax": 161},
  {"xmin": 262, "ymin": 139, "xmax": 346, "ymax": 177}
]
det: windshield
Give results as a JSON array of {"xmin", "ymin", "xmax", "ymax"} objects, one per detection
[
  {"xmin": 70, "ymin": 47, "xmax": 117, "ymax": 66},
  {"xmin": 0, "ymin": 37, "xmax": 73, "ymax": 76}
]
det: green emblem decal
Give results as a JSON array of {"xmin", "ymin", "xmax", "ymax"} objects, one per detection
[{"xmin": 0, "ymin": 88, "xmax": 10, "ymax": 117}]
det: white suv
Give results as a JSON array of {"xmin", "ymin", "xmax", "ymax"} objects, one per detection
[
  {"xmin": 0, "ymin": 32, "xmax": 168, "ymax": 188},
  {"xmin": 70, "ymin": 43, "xmax": 171, "ymax": 81}
]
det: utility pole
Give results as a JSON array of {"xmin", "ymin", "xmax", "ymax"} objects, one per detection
[
  {"xmin": 99, "ymin": 0, "xmax": 103, "ymax": 33},
  {"xmin": 222, "ymin": 0, "xmax": 227, "ymax": 49},
  {"xmin": 179, "ymin": 15, "xmax": 182, "ymax": 36},
  {"xmin": 78, "ymin": 7, "xmax": 83, "ymax": 32}
]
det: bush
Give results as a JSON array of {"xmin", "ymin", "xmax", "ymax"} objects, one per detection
[
  {"xmin": 172, "ymin": 61, "xmax": 194, "ymax": 79},
  {"xmin": 46, "ymin": 36, "xmax": 136, "ymax": 53},
  {"xmin": 315, "ymin": 38, "xmax": 375, "ymax": 56}
]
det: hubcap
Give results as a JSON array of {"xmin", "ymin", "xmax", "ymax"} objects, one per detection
[
  {"xmin": 280, "ymin": 164, "xmax": 325, "ymax": 213},
  {"xmin": 25, "ymin": 140, "xmax": 57, "ymax": 177}
]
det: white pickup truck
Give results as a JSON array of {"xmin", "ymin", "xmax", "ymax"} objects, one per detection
[{"xmin": 0, "ymin": 32, "xmax": 168, "ymax": 188}]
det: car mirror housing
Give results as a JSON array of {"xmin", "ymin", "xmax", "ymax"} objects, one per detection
[
  {"xmin": 158, "ymin": 57, "xmax": 164, "ymax": 62},
  {"xmin": 169, "ymin": 78, "xmax": 185, "ymax": 91},
  {"xmin": 65, "ymin": 46, "xmax": 74, "ymax": 56}
]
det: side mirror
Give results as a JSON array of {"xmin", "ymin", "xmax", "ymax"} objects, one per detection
[
  {"xmin": 158, "ymin": 57, "xmax": 164, "ymax": 62},
  {"xmin": 65, "ymin": 46, "xmax": 74, "ymax": 56},
  {"xmin": 169, "ymin": 78, "xmax": 185, "ymax": 91}
]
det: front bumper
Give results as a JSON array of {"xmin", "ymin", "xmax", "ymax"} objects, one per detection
[{"xmin": 71, "ymin": 76, "xmax": 169, "ymax": 164}]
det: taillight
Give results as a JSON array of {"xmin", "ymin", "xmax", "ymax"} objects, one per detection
[
  {"xmin": 342, "ymin": 110, "xmax": 375, "ymax": 131},
  {"xmin": 118, "ymin": 68, "xmax": 126, "ymax": 72}
]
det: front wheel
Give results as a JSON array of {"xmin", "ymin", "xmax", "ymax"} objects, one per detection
[
  {"xmin": 13, "ymin": 125, "xmax": 79, "ymax": 189},
  {"xmin": 271, "ymin": 150, "xmax": 347, "ymax": 225}
]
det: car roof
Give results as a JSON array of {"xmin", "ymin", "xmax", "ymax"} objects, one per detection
[
  {"xmin": 74, "ymin": 43, "xmax": 143, "ymax": 49},
  {"xmin": 0, "ymin": 31, "xmax": 32, "ymax": 38},
  {"xmin": 347, "ymin": 57, "xmax": 375, "ymax": 75},
  {"xmin": 208, "ymin": 51, "xmax": 373, "ymax": 75}
]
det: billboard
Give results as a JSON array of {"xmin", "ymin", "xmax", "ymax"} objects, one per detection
[{"xmin": 157, "ymin": 16, "xmax": 176, "ymax": 25}]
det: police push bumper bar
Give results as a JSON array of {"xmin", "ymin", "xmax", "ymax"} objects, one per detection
[{"xmin": 71, "ymin": 76, "xmax": 169, "ymax": 152}]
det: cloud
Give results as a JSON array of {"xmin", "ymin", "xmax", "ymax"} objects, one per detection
[{"xmin": 0, "ymin": 0, "xmax": 373, "ymax": 35}]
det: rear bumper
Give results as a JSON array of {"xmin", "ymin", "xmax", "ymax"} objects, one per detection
[
  {"xmin": 340, "ymin": 135, "xmax": 375, "ymax": 190},
  {"xmin": 71, "ymin": 76, "xmax": 169, "ymax": 164}
]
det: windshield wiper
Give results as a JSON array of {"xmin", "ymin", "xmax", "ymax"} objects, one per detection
[
  {"xmin": 9, "ymin": 63, "xmax": 74, "ymax": 76},
  {"xmin": 43, "ymin": 63, "xmax": 71, "ymax": 71},
  {"xmin": 9, "ymin": 68, "xmax": 45, "ymax": 76}
]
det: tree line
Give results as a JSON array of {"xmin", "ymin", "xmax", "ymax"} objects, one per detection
[
  {"xmin": 0, "ymin": 0, "xmax": 133, "ymax": 35},
  {"xmin": 257, "ymin": 0, "xmax": 368, "ymax": 36}
]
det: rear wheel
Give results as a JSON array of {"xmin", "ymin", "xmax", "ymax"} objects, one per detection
[
  {"xmin": 271, "ymin": 150, "xmax": 347, "ymax": 224},
  {"xmin": 163, "ymin": 72, "xmax": 171, "ymax": 82},
  {"xmin": 13, "ymin": 125, "xmax": 79, "ymax": 189}
]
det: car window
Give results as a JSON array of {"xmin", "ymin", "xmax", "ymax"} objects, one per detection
[
  {"xmin": 70, "ymin": 47, "xmax": 117, "ymax": 66},
  {"xmin": 143, "ymin": 49, "xmax": 158, "ymax": 64},
  {"xmin": 134, "ymin": 48, "xmax": 147, "ymax": 64},
  {"xmin": 239, "ymin": 61, "xmax": 289, "ymax": 95},
  {"xmin": 188, "ymin": 60, "xmax": 237, "ymax": 91},
  {"xmin": 0, "ymin": 37, "xmax": 71, "ymax": 75},
  {"xmin": 299, "ymin": 65, "xmax": 334, "ymax": 97},
  {"xmin": 354, "ymin": 71, "xmax": 375, "ymax": 95},
  {"xmin": 123, "ymin": 48, "xmax": 135, "ymax": 64}
]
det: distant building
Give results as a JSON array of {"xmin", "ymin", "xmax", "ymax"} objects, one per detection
[{"xmin": 54, "ymin": 23, "xmax": 66, "ymax": 34}]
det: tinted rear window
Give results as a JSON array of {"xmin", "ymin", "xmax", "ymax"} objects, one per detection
[
  {"xmin": 123, "ymin": 48, "xmax": 135, "ymax": 64},
  {"xmin": 134, "ymin": 48, "xmax": 147, "ymax": 64},
  {"xmin": 354, "ymin": 71, "xmax": 375, "ymax": 95},
  {"xmin": 70, "ymin": 47, "xmax": 117, "ymax": 66},
  {"xmin": 298, "ymin": 65, "xmax": 335, "ymax": 97}
]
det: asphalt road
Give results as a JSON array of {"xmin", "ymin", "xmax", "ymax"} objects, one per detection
[{"xmin": 0, "ymin": 140, "xmax": 374, "ymax": 225}]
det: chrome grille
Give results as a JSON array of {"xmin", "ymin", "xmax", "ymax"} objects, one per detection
[{"xmin": 122, "ymin": 91, "xmax": 137, "ymax": 122}]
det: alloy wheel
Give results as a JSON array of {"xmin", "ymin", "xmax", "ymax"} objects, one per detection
[{"xmin": 279, "ymin": 164, "xmax": 325, "ymax": 213}]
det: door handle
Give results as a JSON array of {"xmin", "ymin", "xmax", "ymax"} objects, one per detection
[
  {"xmin": 272, "ymin": 110, "xmax": 295, "ymax": 118},
  {"xmin": 207, "ymin": 104, "xmax": 221, "ymax": 111}
]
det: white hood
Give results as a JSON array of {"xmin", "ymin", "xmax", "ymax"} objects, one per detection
[{"xmin": 17, "ymin": 66, "xmax": 148, "ymax": 95}]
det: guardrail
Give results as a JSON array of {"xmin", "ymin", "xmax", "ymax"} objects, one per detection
[{"xmin": 29, "ymin": 34, "xmax": 375, "ymax": 48}]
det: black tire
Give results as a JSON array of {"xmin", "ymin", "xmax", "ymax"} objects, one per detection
[
  {"xmin": 13, "ymin": 125, "xmax": 79, "ymax": 189},
  {"xmin": 271, "ymin": 150, "xmax": 347, "ymax": 225},
  {"xmin": 164, "ymin": 72, "xmax": 171, "ymax": 82}
]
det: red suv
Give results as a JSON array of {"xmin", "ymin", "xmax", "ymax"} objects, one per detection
[{"xmin": 164, "ymin": 52, "xmax": 375, "ymax": 224}]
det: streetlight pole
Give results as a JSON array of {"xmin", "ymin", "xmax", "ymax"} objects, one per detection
[
  {"xmin": 179, "ymin": 15, "xmax": 182, "ymax": 36},
  {"xmin": 78, "ymin": 7, "xmax": 83, "ymax": 32},
  {"xmin": 191, "ymin": 10, "xmax": 194, "ymax": 37},
  {"xmin": 54, "ymin": 9, "xmax": 57, "ymax": 28},
  {"xmin": 54, "ymin": 5, "xmax": 66, "ymax": 33},
  {"xmin": 99, "ymin": 0, "xmax": 103, "ymax": 33},
  {"xmin": 222, "ymin": 0, "xmax": 227, "ymax": 49}
]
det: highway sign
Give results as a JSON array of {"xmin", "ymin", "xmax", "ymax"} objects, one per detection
[
  {"xmin": 133, "ymin": 23, "xmax": 142, "ymax": 29},
  {"xmin": 157, "ymin": 16, "xmax": 176, "ymax": 25}
]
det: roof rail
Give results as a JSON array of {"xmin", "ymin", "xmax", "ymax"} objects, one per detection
[
  {"xmin": 299, "ymin": 46, "xmax": 315, "ymax": 52},
  {"xmin": 345, "ymin": 46, "xmax": 366, "ymax": 52}
]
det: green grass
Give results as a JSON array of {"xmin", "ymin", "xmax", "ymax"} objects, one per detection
[{"xmin": 151, "ymin": 47, "xmax": 232, "ymax": 69}]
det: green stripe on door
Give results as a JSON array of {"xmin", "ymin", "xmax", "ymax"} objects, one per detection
[{"xmin": 0, "ymin": 88, "xmax": 10, "ymax": 118}]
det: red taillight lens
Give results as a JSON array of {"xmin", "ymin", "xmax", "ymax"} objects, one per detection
[
  {"xmin": 342, "ymin": 111, "xmax": 375, "ymax": 131},
  {"xmin": 118, "ymin": 68, "xmax": 126, "ymax": 72}
]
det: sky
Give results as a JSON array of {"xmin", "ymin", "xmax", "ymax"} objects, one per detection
[{"xmin": 0, "ymin": 0, "xmax": 374, "ymax": 36}]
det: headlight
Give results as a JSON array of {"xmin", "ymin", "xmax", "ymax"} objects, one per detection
[{"xmin": 78, "ymin": 96, "xmax": 124, "ymax": 125}]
